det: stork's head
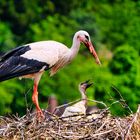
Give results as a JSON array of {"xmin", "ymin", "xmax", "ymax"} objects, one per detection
[
  {"xmin": 79, "ymin": 80, "xmax": 93, "ymax": 94},
  {"xmin": 74, "ymin": 30, "xmax": 101, "ymax": 65}
]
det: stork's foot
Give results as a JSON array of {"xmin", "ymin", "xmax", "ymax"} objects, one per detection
[{"xmin": 36, "ymin": 109, "xmax": 45, "ymax": 121}]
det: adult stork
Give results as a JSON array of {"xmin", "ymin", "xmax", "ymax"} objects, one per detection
[{"xmin": 0, "ymin": 30, "xmax": 101, "ymax": 118}]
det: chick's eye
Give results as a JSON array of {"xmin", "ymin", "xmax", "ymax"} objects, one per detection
[{"xmin": 85, "ymin": 35, "xmax": 89, "ymax": 41}]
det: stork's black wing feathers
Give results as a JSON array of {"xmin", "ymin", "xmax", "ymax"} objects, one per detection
[
  {"xmin": 0, "ymin": 56, "xmax": 49, "ymax": 82},
  {"xmin": 0, "ymin": 45, "xmax": 31, "ymax": 62}
]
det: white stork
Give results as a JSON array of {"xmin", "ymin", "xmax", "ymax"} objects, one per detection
[
  {"xmin": 61, "ymin": 80, "xmax": 93, "ymax": 119},
  {"xmin": 0, "ymin": 30, "xmax": 101, "ymax": 118}
]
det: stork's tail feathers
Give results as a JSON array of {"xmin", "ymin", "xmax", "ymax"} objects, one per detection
[
  {"xmin": 0, "ymin": 56, "xmax": 49, "ymax": 82},
  {"xmin": 0, "ymin": 58, "xmax": 28, "ymax": 82}
]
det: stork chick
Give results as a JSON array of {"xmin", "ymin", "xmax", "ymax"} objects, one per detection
[
  {"xmin": 0, "ymin": 30, "xmax": 100, "ymax": 118},
  {"xmin": 61, "ymin": 80, "xmax": 93, "ymax": 119}
]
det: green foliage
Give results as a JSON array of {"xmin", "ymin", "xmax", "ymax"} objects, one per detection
[
  {"xmin": 110, "ymin": 45, "xmax": 139, "ymax": 112},
  {"xmin": 0, "ymin": 0, "xmax": 55, "ymax": 35},
  {"xmin": 96, "ymin": 44, "xmax": 140, "ymax": 116},
  {"xmin": 0, "ymin": 22, "xmax": 16, "ymax": 52},
  {"xmin": 110, "ymin": 44, "xmax": 138, "ymax": 76},
  {"xmin": 95, "ymin": 0, "xmax": 140, "ymax": 52},
  {"xmin": 29, "ymin": 14, "xmax": 77, "ymax": 44},
  {"xmin": 0, "ymin": 86, "xmax": 13, "ymax": 114}
]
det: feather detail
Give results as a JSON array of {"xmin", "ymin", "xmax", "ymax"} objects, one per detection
[
  {"xmin": 0, "ymin": 56, "xmax": 49, "ymax": 82},
  {"xmin": 50, "ymin": 56, "xmax": 70, "ymax": 76}
]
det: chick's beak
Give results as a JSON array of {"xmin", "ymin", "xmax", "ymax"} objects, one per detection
[
  {"xmin": 85, "ymin": 83, "xmax": 93, "ymax": 89},
  {"xmin": 83, "ymin": 80, "xmax": 93, "ymax": 89},
  {"xmin": 84, "ymin": 41, "xmax": 101, "ymax": 65}
]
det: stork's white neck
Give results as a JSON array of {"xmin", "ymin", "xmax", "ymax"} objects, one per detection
[
  {"xmin": 69, "ymin": 36, "xmax": 81, "ymax": 60},
  {"xmin": 79, "ymin": 88, "xmax": 87, "ymax": 105}
]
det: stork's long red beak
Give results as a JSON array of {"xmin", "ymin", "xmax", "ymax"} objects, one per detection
[{"xmin": 84, "ymin": 41, "xmax": 101, "ymax": 65}]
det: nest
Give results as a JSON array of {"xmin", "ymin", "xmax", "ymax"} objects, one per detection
[{"xmin": 0, "ymin": 104, "xmax": 139, "ymax": 140}]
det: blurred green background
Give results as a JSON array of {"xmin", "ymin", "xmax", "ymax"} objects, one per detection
[{"xmin": 0, "ymin": 0, "xmax": 139, "ymax": 116}]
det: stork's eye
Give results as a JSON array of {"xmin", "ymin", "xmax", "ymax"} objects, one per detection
[{"xmin": 85, "ymin": 35, "xmax": 89, "ymax": 41}]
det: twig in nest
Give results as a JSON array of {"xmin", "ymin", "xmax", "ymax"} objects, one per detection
[
  {"xmin": 111, "ymin": 84, "xmax": 133, "ymax": 114},
  {"xmin": 87, "ymin": 98, "xmax": 107, "ymax": 108},
  {"xmin": 91, "ymin": 129, "xmax": 112, "ymax": 137},
  {"xmin": 125, "ymin": 105, "xmax": 140, "ymax": 139}
]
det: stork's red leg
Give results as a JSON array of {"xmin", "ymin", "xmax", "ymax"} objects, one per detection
[{"xmin": 32, "ymin": 82, "xmax": 44, "ymax": 118}]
